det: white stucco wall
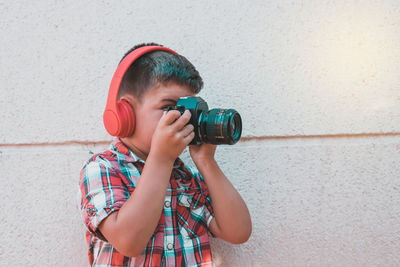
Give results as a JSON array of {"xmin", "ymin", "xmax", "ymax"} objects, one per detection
[{"xmin": 1, "ymin": 1, "xmax": 399, "ymax": 266}]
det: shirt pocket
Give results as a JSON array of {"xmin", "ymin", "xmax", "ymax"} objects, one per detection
[
  {"xmin": 177, "ymin": 191, "xmax": 194, "ymax": 208},
  {"xmin": 176, "ymin": 189, "xmax": 208, "ymax": 237}
]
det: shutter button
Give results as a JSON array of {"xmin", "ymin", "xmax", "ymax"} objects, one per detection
[{"xmin": 167, "ymin": 243, "xmax": 173, "ymax": 250}]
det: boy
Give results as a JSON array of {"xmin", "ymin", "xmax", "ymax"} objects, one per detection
[{"xmin": 79, "ymin": 43, "xmax": 251, "ymax": 266}]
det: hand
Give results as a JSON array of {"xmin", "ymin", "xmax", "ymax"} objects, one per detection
[
  {"xmin": 189, "ymin": 143, "xmax": 217, "ymax": 165},
  {"xmin": 150, "ymin": 110, "xmax": 194, "ymax": 162}
]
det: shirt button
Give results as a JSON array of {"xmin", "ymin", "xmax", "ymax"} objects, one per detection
[
  {"xmin": 167, "ymin": 243, "xmax": 173, "ymax": 250},
  {"xmin": 164, "ymin": 201, "xmax": 171, "ymax": 208},
  {"xmin": 87, "ymin": 207, "xmax": 96, "ymax": 216}
]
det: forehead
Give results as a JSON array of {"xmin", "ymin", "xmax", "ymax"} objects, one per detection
[{"xmin": 143, "ymin": 83, "xmax": 195, "ymax": 103}]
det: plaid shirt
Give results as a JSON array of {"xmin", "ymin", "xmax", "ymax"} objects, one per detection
[{"xmin": 79, "ymin": 139, "xmax": 214, "ymax": 266}]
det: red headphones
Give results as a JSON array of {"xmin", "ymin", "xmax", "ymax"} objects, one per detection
[{"xmin": 103, "ymin": 45, "xmax": 178, "ymax": 137}]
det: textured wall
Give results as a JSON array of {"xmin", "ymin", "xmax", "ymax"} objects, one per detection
[{"xmin": 1, "ymin": 1, "xmax": 400, "ymax": 266}]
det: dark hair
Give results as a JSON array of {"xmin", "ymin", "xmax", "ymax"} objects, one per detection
[{"xmin": 117, "ymin": 43, "xmax": 203, "ymax": 101}]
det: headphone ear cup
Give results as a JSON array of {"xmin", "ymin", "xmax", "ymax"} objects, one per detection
[{"xmin": 116, "ymin": 99, "xmax": 135, "ymax": 137}]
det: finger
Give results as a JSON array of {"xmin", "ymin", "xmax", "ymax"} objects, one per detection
[
  {"xmin": 172, "ymin": 110, "xmax": 191, "ymax": 130},
  {"xmin": 179, "ymin": 124, "xmax": 194, "ymax": 138},
  {"xmin": 183, "ymin": 131, "xmax": 195, "ymax": 145},
  {"xmin": 161, "ymin": 110, "xmax": 182, "ymax": 125}
]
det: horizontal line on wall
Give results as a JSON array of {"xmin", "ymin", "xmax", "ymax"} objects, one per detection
[
  {"xmin": 240, "ymin": 132, "xmax": 400, "ymax": 141},
  {"xmin": 0, "ymin": 140, "xmax": 111, "ymax": 148},
  {"xmin": 1, "ymin": 132, "xmax": 399, "ymax": 148}
]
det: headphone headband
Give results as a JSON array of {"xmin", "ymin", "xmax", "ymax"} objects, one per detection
[{"xmin": 103, "ymin": 45, "xmax": 178, "ymax": 137}]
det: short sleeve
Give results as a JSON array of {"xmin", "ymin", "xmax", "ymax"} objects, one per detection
[{"xmin": 79, "ymin": 158, "xmax": 133, "ymax": 240}]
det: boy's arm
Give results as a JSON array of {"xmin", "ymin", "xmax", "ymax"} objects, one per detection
[
  {"xmin": 190, "ymin": 144, "xmax": 252, "ymax": 244},
  {"xmin": 99, "ymin": 110, "xmax": 194, "ymax": 257},
  {"xmin": 98, "ymin": 155, "xmax": 172, "ymax": 256}
]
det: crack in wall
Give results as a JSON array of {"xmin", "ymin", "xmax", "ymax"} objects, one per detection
[{"xmin": 0, "ymin": 132, "xmax": 399, "ymax": 148}]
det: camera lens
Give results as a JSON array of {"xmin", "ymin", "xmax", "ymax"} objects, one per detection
[
  {"xmin": 229, "ymin": 111, "xmax": 242, "ymax": 142},
  {"xmin": 199, "ymin": 108, "xmax": 242, "ymax": 145},
  {"xmin": 230, "ymin": 119, "xmax": 235, "ymax": 132}
]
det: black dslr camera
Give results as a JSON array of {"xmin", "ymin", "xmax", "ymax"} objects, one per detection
[{"xmin": 164, "ymin": 97, "xmax": 242, "ymax": 145}]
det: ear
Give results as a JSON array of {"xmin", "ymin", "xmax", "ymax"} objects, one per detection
[
  {"xmin": 119, "ymin": 95, "xmax": 138, "ymax": 110},
  {"xmin": 116, "ymin": 96, "xmax": 136, "ymax": 137}
]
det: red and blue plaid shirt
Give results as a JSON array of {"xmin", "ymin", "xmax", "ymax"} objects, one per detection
[{"xmin": 79, "ymin": 139, "xmax": 214, "ymax": 266}]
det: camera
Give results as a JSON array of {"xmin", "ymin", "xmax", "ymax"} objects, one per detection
[{"xmin": 164, "ymin": 97, "xmax": 242, "ymax": 145}]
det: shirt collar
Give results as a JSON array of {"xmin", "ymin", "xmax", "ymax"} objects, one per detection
[
  {"xmin": 109, "ymin": 138, "xmax": 144, "ymax": 164},
  {"xmin": 109, "ymin": 138, "xmax": 184, "ymax": 168}
]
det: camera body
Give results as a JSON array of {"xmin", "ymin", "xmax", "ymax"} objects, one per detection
[{"xmin": 164, "ymin": 96, "xmax": 242, "ymax": 145}]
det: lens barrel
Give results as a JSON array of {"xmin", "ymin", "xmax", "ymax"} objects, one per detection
[
  {"xmin": 175, "ymin": 96, "xmax": 242, "ymax": 145},
  {"xmin": 199, "ymin": 108, "xmax": 242, "ymax": 145}
]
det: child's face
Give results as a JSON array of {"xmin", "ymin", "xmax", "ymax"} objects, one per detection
[{"xmin": 122, "ymin": 82, "xmax": 195, "ymax": 159}]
